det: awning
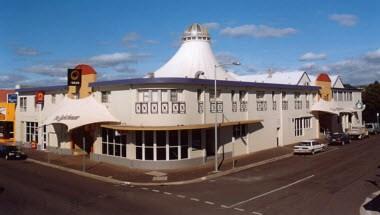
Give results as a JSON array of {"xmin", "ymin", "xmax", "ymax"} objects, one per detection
[
  {"xmin": 42, "ymin": 96, "xmax": 119, "ymax": 131},
  {"xmin": 311, "ymin": 100, "xmax": 360, "ymax": 115},
  {"xmin": 310, "ymin": 100, "xmax": 339, "ymax": 115},
  {"xmin": 101, "ymin": 119, "xmax": 263, "ymax": 131}
]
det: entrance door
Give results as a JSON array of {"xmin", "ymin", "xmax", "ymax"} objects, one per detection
[
  {"xmin": 206, "ymin": 128, "xmax": 215, "ymax": 156},
  {"xmin": 70, "ymin": 127, "xmax": 94, "ymax": 154}
]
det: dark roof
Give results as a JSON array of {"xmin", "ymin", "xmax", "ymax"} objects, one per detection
[
  {"xmin": 16, "ymin": 85, "xmax": 67, "ymax": 94},
  {"xmin": 332, "ymin": 84, "xmax": 362, "ymax": 92},
  {"xmin": 90, "ymin": 77, "xmax": 320, "ymax": 91}
]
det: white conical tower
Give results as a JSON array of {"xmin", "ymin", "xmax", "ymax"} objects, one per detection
[{"xmin": 153, "ymin": 23, "xmax": 236, "ymax": 80}]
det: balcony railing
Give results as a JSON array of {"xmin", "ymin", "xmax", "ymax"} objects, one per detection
[
  {"xmin": 232, "ymin": 101, "xmax": 237, "ymax": 112},
  {"xmin": 135, "ymin": 102, "xmax": 185, "ymax": 114},
  {"xmin": 257, "ymin": 101, "xmax": 267, "ymax": 111},
  {"xmin": 240, "ymin": 101, "xmax": 247, "ymax": 112},
  {"xmin": 282, "ymin": 101, "xmax": 288, "ymax": 110},
  {"xmin": 210, "ymin": 101, "xmax": 223, "ymax": 113}
]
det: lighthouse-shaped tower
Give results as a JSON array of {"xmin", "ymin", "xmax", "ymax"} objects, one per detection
[{"xmin": 153, "ymin": 23, "xmax": 236, "ymax": 80}]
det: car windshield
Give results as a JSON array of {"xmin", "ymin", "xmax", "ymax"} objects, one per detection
[
  {"xmin": 331, "ymin": 133, "xmax": 342, "ymax": 138},
  {"xmin": 298, "ymin": 142, "xmax": 311, "ymax": 146}
]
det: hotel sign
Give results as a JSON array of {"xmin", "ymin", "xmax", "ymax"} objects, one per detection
[
  {"xmin": 54, "ymin": 114, "xmax": 80, "ymax": 122},
  {"xmin": 35, "ymin": 91, "xmax": 45, "ymax": 104},
  {"xmin": 68, "ymin": 69, "xmax": 82, "ymax": 86},
  {"xmin": 7, "ymin": 94, "xmax": 17, "ymax": 104}
]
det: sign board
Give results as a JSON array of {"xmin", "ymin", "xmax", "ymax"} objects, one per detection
[
  {"xmin": 68, "ymin": 69, "xmax": 82, "ymax": 86},
  {"xmin": 7, "ymin": 94, "xmax": 17, "ymax": 104},
  {"xmin": 35, "ymin": 91, "xmax": 45, "ymax": 104}
]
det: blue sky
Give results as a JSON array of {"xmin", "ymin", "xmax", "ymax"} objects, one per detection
[{"xmin": 1, "ymin": 0, "xmax": 379, "ymax": 88}]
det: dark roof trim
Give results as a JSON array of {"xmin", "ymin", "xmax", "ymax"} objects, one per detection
[
  {"xmin": 331, "ymin": 87, "xmax": 362, "ymax": 92},
  {"xmin": 16, "ymin": 85, "xmax": 67, "ymax": 94},
  {"xmin": 90, "ymin": 78, "xmax": 320, "ymax": 91}
]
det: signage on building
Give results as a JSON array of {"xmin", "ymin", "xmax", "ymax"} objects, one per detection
[
  {"xmin": 68, "ymin": 69, "xmax": 82, "ymax": 86},
  {"xmin": 7, "ymin": 94, "xmax": 17, "ymax": 104},
  {"xmin": 54, "ymin": 114, "xmax": 80, "ymax": 122},
  {"xmin": 35, "ymin": 91, "xmax": 45, "ymax": 104},
  {"xmin": 0, "ymin": 107, "xmax": 6, "ymax": 120}
]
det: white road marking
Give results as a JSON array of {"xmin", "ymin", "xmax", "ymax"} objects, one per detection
[
  {"xmin": 177, "ymin": 194, "xmax": 186, "ymax": 198},
  {"xmin": 152, "ymin": 189, "xmax": 160, "ymax": 193},
  {"xmin": 220, "ymin": 204, "xmax": 229, "ymax": 208},
  {"xmin": 163, "ymin": 192, "xmax": 172, "ymax": 195},
  {"xmin": 190, "ymin": 197, "xmax": 200, "ymax": 202},
  {"xmin": 205, "ymin": 201, "xmax": 215, "ymax": 205},
  {"xmin": 141, "ymin": 187, "xmax": 149, "ymax": 191},
  {"xmin": 234, "ymin": 208, "xmax": 245, "ymax": 212},
  {"xmin": 251, "ymin": 211, "xmax": 263, "ymax": 215},
  {"xmin": 228, "ymin": 175, "xmax": 315, "ymax": 208}
]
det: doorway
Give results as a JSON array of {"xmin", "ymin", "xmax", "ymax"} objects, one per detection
[{"xmin": 206, "ymin": 128, "xmax": 215, "ymax": 156}]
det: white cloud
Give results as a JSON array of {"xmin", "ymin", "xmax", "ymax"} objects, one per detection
[
  {"xmin": 22, "ymin": 64, "xmax": 67, "ymax": 77},
  {"xmin": 202, "ymin": 22, "xmax": 220, "ymax": 30},
  {"xmin": 15, "ymin": 47, "xmax": 41, "ymax": 56},
  {"xmin": 365, "ymin": 48, "xmax": 380, "ymax": 62},
  {"xmin": 122, "ymin": 32, "xmax": 140, "ymax": 47},
  {"xmin": 21, "ymin": 51, "xmax": 150, "ymax": 78},
  {"xmin": 220, "ymin": 24, "xmax": 297, "ymax": 38},
  {"xmin": 144, "ymin": 39, "xmax": 159, "ymax": 45},
  {"xmin": 299, "ymin": 52, "xmax": 327, "ymax": 61},
  {"xmin": 329, "ymin": 14, "xmax": 358, "ymax": 27},
  {"xmin": 298, "ymin": 49, "xmax": 380, "ymax": 85}
]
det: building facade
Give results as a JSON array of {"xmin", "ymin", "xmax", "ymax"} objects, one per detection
[{"xmin": 14, "ymin": 24, "xmax": 365, "ymax": 170}]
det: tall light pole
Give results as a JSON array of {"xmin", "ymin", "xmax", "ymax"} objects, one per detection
[{"xmin": 213, "ymin": 61, "xmax": 240, "ymax": 173}]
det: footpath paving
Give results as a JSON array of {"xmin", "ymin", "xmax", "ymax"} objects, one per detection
[{"xmin": 22, "ymin": 145, "xmax": 295, "ymax": 185}]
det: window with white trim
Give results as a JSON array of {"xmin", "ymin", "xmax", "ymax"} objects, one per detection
[
  {"xmin": 25, "ymin": 122, "xmax": 38, "ymax": 142},
  {"xmin": 20, "ymin": 97, "xmax": 27, "ymax": 112},
  {"xmin": 102, "ymin": 128, "xmax": 127, "ymax": 157}
]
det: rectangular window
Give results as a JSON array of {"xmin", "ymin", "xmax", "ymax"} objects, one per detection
[
  {"xmin": 295, "ymin": 101, "xmax": 302, "ymax": 110},
  {"xmin": 170, "ymin": 90, "xmax": 178, "ymax": 102},
  {"xmin": 192, "ymin": 129, "xmax": 202, "ymax": 150},
  {"xmin": 101, "ymin": 128, "xmax": 127, "ymax": 158},
  {"xmin": 257, "ymin": 101, "xmax": 267, "ymax": 111},
  {"xmin": 282, "ymin": 101, "xmax": 288, "ymax": 110},
  {"xmin": 101, "ymin": 91, "xmax": 110, "ymax": 103},
  {"xmin": 151, "ymin": 90, "xmax": 158, "ymax": 102},
  {"xmin": 51, "ymin": 94, "xmax": 56, "ymax": 104},
  {"xmin": 20, "ymin": 97, "xmax": 27, "ymax": 112},
  {"xmin": 156, "ymin": 131, "xmax": 166, "ymax": 160},
  {"xmin": 161, "ymin": 90, "xmax": 168, "ymax": 102},
  {"xmin": 143, "ymin": 90, "xmax": 150, "ymax": 102},
  {"xmin": 25, "ymin": 122, "xmax": 38, "ymax": 143}
]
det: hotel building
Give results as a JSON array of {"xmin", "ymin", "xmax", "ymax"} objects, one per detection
[{"xmin": 15, "ymin": 24, "xmax": 365, "ymax": 169}]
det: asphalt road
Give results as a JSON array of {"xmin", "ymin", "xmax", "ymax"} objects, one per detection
[{"xmin": 1, "ymin": 135, "xmax": 380, "ymax": 215}]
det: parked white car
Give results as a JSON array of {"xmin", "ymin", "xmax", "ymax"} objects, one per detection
[
  {"xmin": 347, "ymin": 126, "xmax": 369, "ymax": 139},
  {"xmin": 293, "ymin": 140, "xmax": 327, "ymax": 155}
]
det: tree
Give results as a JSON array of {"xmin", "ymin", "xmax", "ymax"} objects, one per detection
[{"xmin": 362, "ymin": 81, "xmax": 380, "ymax": 123}]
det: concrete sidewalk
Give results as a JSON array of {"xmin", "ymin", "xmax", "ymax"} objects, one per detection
[{"xmin": 22, "ymin": 145, "xmax": 295, "ymax": 185}]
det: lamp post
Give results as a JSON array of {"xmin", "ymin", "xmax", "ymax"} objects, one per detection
[
  {"xmin": 213, "ymin": 61, "xmax": 241, "ymax": 173},
  {"xmin": 377, "ymin": 112, "xmax": 379, "ymax": 125}
]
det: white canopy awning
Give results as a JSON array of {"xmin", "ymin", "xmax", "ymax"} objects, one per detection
[
  {"xmin": 310, "ymin": 100, "xmax": 340, "ymax": 115},
  {"xmin": 42, "ymin": 96, "xmax": 119, "ymax": 131}
]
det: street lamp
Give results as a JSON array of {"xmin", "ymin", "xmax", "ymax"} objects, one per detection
[{"xmin": 213, "ymin": 61, "xmax": 241, "ymax": 173}]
